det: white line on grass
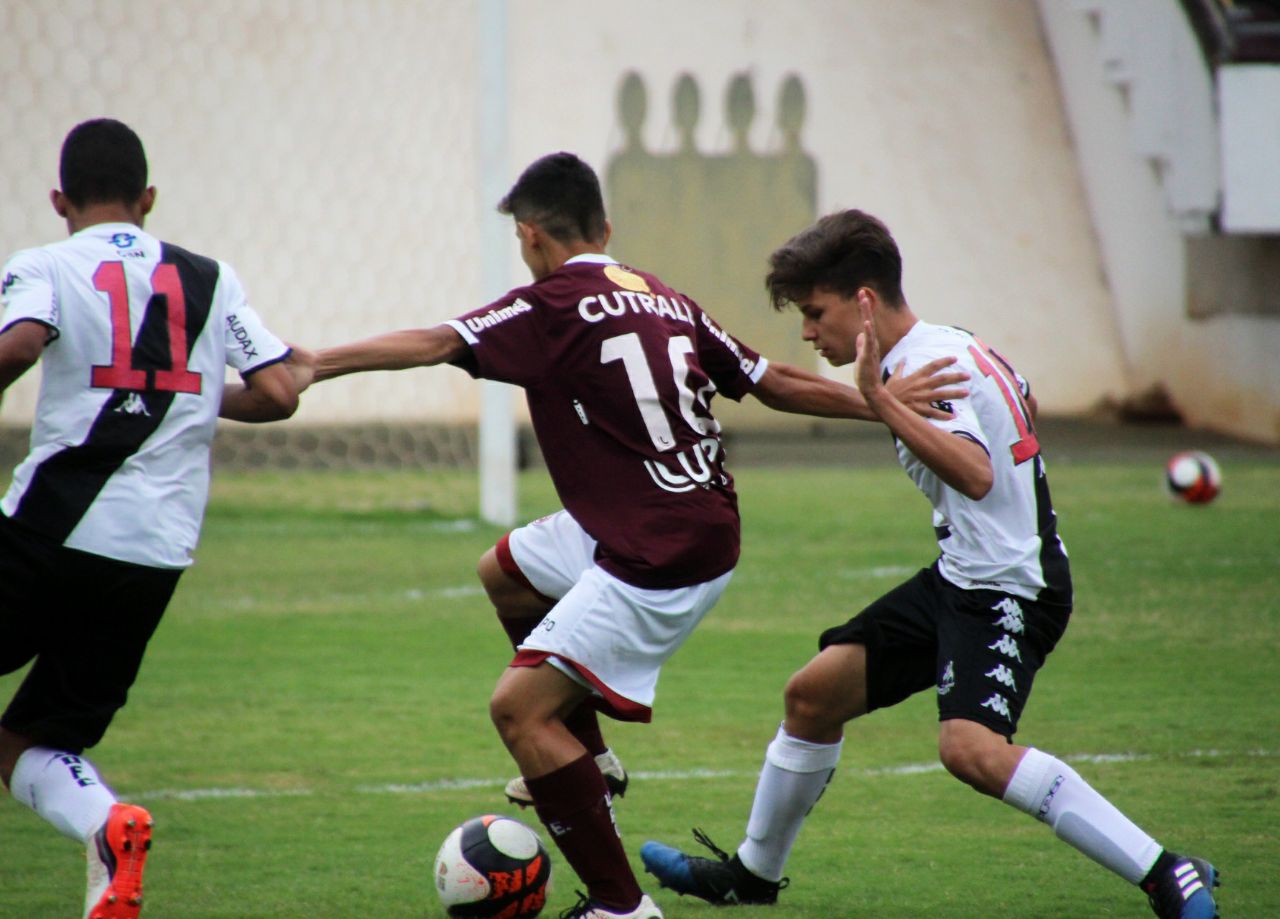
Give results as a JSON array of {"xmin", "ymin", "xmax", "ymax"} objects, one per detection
[{"xmin": 131, "ymin": 748, "xmax": 1274, "ymax": 803}]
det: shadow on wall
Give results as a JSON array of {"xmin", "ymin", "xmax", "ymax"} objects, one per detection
[{"xmin": 605, "ymin": 71, "xmax": 823, "ymax": 426}]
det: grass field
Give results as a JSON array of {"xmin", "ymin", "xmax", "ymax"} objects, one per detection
[{"xmin": 0, "ymin": 443, "xmax": 1277, "ymax": 918}]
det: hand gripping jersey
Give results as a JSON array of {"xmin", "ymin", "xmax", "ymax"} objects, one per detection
[
  {"xmin": 880, "ymin": 321, "xmax": 1071, "ymax": 605},
  {"xmin": 0, "ymin": 223, "xmax": 289, "ymax": 568},
  {"xmin": 448, "ymin": 254, "xmax": 768, "ymax": 588}
]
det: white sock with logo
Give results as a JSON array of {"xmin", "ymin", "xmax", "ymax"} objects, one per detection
[
  {"xmin": 1002, "ymin": 747, "xmax": 1162, "ymax": 884},
  {"xmin": 737, "ymin": 725, "xmax": 844, "ymax": 883},
  {"xmin": 9, "ymin": 747, "xmax": 116, "ymax": 842}
]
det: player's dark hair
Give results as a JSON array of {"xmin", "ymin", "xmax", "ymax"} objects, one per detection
[
  {"xmin": 59, "ymin": 118, "xmax": 149, "ymax": 209},
  {"xmin": 765, "ymin": 209, "xmax": 904, "ymax": 310},
  {"xmin": 498, "ymin": 152, "xmax": 607, "ymax": 244}
]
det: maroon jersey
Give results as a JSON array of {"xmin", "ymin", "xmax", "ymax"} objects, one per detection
[{"xmin": 446, "ymin": 254, "xmax": 767, "ymax": 588}]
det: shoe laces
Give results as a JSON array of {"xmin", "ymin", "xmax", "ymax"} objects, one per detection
[
  {"xmin": 689, "ymin": 827, "xmax": 790, "ymax": 892},
  {"xmin": 558, "ymin": 890, "xmax": 597, "ymax": 918},
  {"xmin": 691, "ymin": 827, "xmax": 732, "ymax": 862}
]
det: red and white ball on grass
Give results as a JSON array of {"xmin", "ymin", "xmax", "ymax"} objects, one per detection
[
  {"xmin": 434, "ymin": 814, "xmax": 552, "ymax": 917},
  {"xmin": 1165, "ymin": 450, "xmax": 1222, "ymax": 504}
]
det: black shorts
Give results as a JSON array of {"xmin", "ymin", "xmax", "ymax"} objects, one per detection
[
  {"xmin": 819, "ymin": 563, "xmax": 1071, "ymax": 737},
  {"xmin": 0, "ymin": 514, "xmax": 181, "ymax": 753}
]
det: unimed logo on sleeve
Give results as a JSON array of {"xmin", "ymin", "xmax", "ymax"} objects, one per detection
[{"xmin": 465, "ymin": 298, "xmax": 533, "ymax": 334}]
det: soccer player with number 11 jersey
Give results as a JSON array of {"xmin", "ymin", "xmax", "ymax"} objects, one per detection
[{"xmin": 0, "ymin": 119, "xmax": 307, "ymax": 919}]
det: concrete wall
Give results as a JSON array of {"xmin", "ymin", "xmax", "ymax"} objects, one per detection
[
  {"xmin": 1, "ymin": 0, "xmax": 1130, "ymax": 433},
  {"xmin": 1038, "ymin": 0, "xmax": 1280, "ymax": 443}
]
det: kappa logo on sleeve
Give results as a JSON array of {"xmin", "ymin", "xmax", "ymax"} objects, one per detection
[{"xmin": 1, "ymin": 272, "xmax": 18, "ymax": 295}]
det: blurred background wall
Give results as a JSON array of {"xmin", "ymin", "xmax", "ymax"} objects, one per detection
[{"xmin": 1, "ymin": 0, "xmax": 1276, "ymax": 445}]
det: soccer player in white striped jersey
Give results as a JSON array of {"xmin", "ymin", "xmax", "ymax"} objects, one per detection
[
  {"xmin": 0, "ymin": 119, "xmax": 308, "ymax": 919},
  {"xmin": 641, "ymin": 209, "xmax": 1219, "ymax": 919}
]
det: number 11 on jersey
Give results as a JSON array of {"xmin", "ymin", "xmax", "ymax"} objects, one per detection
[{"xmin": 90, "ymin": 260, "xmax": 202, "ymax": 394}]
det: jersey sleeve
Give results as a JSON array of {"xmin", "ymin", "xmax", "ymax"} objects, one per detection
[
  {"xmin": 691, "ymin": 303, "xmax": 768, "ymax": 401},
  {"xmin": 444, "ymin": 289, "xmax": 546, "ymax": 386},
  {"xmin": 217, "ymin": 263, "xmax": 289, "ymax": 375},
  {"xmin": 1, "ymin": 248, "xmax": 61, "ymax": 342}
]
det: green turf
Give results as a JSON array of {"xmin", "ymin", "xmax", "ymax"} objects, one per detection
[{"xmin": 1, "ymin": 458, "xmax": 1276, "ymax": 917}]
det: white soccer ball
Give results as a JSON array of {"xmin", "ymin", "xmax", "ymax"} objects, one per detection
[
  {"xmin": 1165, "ymin": 450, "xmax": 1222, "ymax": 504},
  {"xmin": 433, "ymin": 815, "xmax": 552, "ymax": 917}
]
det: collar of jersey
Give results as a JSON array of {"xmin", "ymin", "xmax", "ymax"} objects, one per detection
[
  {"xmin": 563, "ymin": 253, "xmax": 617, "ymax": 266},
  {"xmin": 76, "ymin": 221, "xmax": 145, "ymax": 238}
]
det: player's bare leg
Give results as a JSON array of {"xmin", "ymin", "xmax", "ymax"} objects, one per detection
[
  {"xmin": 491, "ymin": 662, "xmax": 649, "ymax": 915},
  {"xmin": 780, "ymin": 643, "xmax": 870, "ymax": 743},
  {"xmin": 479, "ymin": 547, "xmax": 629, "ymax": 805},
  {"xmin": 937, "ymin": 718, "xmax": 1025, "ymax": 796},
  {"xmin": 0, "ymin": 725, "xmax": 34, "ymax": 788}
]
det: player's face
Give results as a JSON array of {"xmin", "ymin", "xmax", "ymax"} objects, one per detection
[{"xmin": 798, "ymin": 288, "xmax": 861, "ymax": 366}]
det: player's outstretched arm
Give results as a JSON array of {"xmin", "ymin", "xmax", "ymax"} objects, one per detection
[
  {"xmin": 752, "ymin": 357, "xmax": 968, "ymax": 422},
  {"xmin": 313, "ymin": 326, "xmax": 468, "ymax": 383},
  {"xmin": 220, "ymin": 361, "xmax": 300, "ymax": 423},
  {"xmin": 752, "ymin": 361, "xmax": 873, "ymax": 419}
]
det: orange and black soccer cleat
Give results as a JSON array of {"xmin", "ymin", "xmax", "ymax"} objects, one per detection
[{"xmin": 85, "ymin": 803, "xmax": 154, "ymax": 919}]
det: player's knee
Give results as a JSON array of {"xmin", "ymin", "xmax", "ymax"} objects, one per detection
[
  {"xmin": 476, "ymin": 547, "xmax": 507, "ymax": 601},
  {"xmin": 937, "ymin": 730, "xmax": 1004, "ymax": 792},
  {"xmin": 488, "ymin": 686, "xmax": 524, "ymax": 744},
  {"xmin": 782, "ymin": 670, "xmax": 840, "ymax": 735}
]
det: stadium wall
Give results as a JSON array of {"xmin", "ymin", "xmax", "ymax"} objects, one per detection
[
  {"xmin": 1038, "ymin": 0, "xmax": 1280, "ymax": 444},
  {"xmin": 2, "ymin": 1, "xmax": 1163, "ymax": 455}
]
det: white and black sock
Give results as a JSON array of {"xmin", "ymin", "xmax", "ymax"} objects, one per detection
[
  {"xmin": 9, "ymin": 746, "xmax": 116, "ymax": 842},
  {"xmin": 1003, "ymin": 746, "xmax": 1162, "ymax": 884},
  {"xmin": 737, "ymin": 725, "xmax": 843, "ymax": 883}
]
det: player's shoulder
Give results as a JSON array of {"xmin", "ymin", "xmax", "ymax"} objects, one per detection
[
  {"xmin": 893, "ymin": 320, "xmax": 975, "ymax": 363},
  {"xmin": 2, "ymin": 243, "xmax": 55, "ymax": 278}
]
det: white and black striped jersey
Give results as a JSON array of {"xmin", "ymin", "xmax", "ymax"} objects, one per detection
[
  {"xmin": 0, "ymin": 222, "xmax": 288, "ymax": 568},
  {"xmin": 880, "ymin": 321, "xmax": 1071, "ymax": 605}
]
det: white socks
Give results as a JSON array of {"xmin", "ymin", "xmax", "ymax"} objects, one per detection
[
  {"xmin": 738, "ymin": 725, "xmax": 843, "ymax": 883},
  {"xmin": 1003, "ymin": 746, "xmax": 1162, "ymax": 884},
  {"xmin": 10, "ymin": 746, "xmax": 116, "ymax": 843}
]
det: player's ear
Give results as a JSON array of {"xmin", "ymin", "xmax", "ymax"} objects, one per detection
[
  {"xmin": 516, "ymin": 221, "xmax": 540, "ymax": 249},
  {"xmin": 601, "ymin": 219, "xmax": 613, "ymax": 248},
  {"xmin": 856, "ymin": 287, "xmax": 881, "ymax": 311},
  {"xmin": 50, "ymin": 189, "xmax": 69, "ymax": 218},
  {"xmin": 138, "ymin": 186, "xmax": 157, "ymax": 219}
]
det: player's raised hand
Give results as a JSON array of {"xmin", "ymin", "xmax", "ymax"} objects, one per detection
[{"xmin": 854, "ymin": 291, "xmax": 883, "ymax": 401}]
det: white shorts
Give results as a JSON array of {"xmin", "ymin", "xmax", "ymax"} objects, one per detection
[{"xmin": 503, "ymin": 510, "xmax": 733, "ymax": 722}]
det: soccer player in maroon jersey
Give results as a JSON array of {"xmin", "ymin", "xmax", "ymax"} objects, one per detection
[
  {"xmin": 0, "ymin": 119, "xmax": 309, "ymax": 919},
  {"xmin": 311, "ymin": 154, "xmax": 964, "ymax": 919}
]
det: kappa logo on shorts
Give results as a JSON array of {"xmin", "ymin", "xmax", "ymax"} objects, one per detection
[
  {"xmin": 937, "ymin": 660, "xmax": 956, "ymax": 696},
  {"xmin": 985, "ymin": 663, "xmax": 1017, "ymax": 691},
  {"xmin": 987, "ymin": 634, "xmax": 1022, "ymax": 661},
  {"xmin": 991, "ymin": 597, "xmax": 1025, "ymax": 634},
  {"xmin": 980, "ymin": 693, "xmax": 1012, "ymax": 720}
]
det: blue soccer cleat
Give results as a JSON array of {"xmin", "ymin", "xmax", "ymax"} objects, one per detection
[
  {"xmin": 1143, "ymin": 854, "xmax": 1220, "ymax": 919},
  {"xmin": 640, "ymin": 829, "xmax": 786, "ymax": 906}
]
